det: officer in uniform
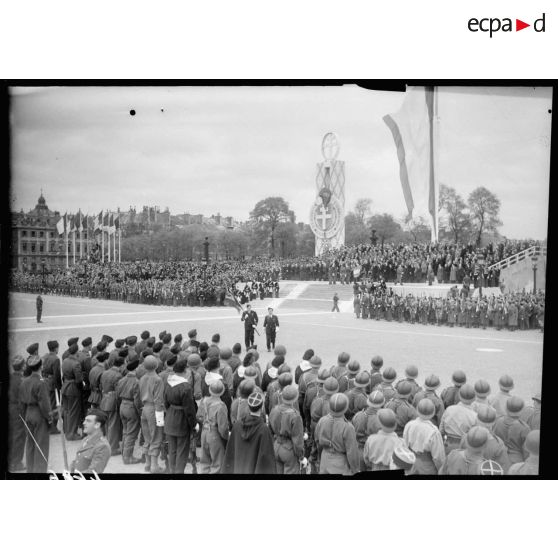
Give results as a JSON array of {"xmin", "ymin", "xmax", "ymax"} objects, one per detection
[
  {"xmin": 77, "ymin": 337, "xmax": 93, "ymax": 423},
  {"xmin": 70, "ymin": 409, "xmax": 111, "ymax": 474},
  {"xmin": 42, "ymin": 340, "xmax": 62, "ymax": 434},
  {"xmin": 36, "ymin": 293, "xmax": 43, "ymax": 323},
  {"xmin": 9, "ymin": 356, "xmax": 27, "ymax": 471},
  {"xmin": 19, "ymin": 355, "xmax": 52, "ymax": 473},
  {"xmin": 268, "ymin": 385, "xmax": 305, "ymax": 474},
  {"xmin": 315, "ymin": 393, "xmax": 360, "ymax": 475},
  {"xmin": 88, "ymin": 351, "xmax": 109, "ymax": 409},
  {"xmin": 241, "ymin": 304, "xmax": 259, "ymax": 350},
  {"xmin": 263, "ymin": 307, "xmax": 280, "ymax": 352},
  {"xmin": 100, "ymin": 356, "xmax": 125, "ymax": 455},
  {"xmin": 403, "ymin": 399, "xmax": 446, "ymax": 475},
  {"xmin": 116, "ymin": 360, "xmax": 143, "ymax": 464}
]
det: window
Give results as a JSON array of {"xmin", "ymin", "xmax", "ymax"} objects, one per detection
[
  {"xmin": 22, "ymin": 230, "xmax": 27, "ymax": 237},
  {"xmin": 50, "ymin": 232, "xmax": 55, "ymax": 238},
  {"xmin": 31, "ymin": 231, "xmax": 36, "ymax": 237},
  {"xmin": 39, "ymin": 231, "xmax": 44, "ymax": 238},
  {"xmin": 50, "ymin": 242, "xmax": 56, "ymax": 252},
  {"xmin": 31, "ymin": 244, "xmax": 36, "ymax": 252},
  {"xmin": 39, "ymin": 244, "xmax": 44, "ymax": 252},
  {"xmin": 22, "ymin": 242, "xmax": 27, "ymax": 252}
]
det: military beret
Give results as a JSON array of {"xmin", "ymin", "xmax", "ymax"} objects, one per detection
[
  {"xmin": 86, "ymin": 408, "xmax": 108, "ymax": 425},
  {"xmin": 143, "ymin": 356, "xmax": 158, "ymax": 371},
  {"xmin": 159, "ymin": 331, "xmax": 167, "ymax": 340},
  {"xmin": 199, "ymin": 341, "xmax": 209, "ymax": 353},
  {"xmin": 162, "ymin": 334, "xmax": 172, "ymax": 345},
  {"xmin": 371, "ymin": 355, "xmax": 384, "ymax": 368},
  {"xmin": 506, "ymin": 396, "xmax": 525, "ymax": 416},
  {"xmin": 459, "ymin": 384, "xmax": 476, "ymax": 402},
  {"xmin": 171, "ymin": 346, "xmax": 180, "ymax": 355},
  {"xmin": 140, "ymin": 330, "xmax": 150, "ymax": 340},
  {"xmin": 338, "ymin": 351, "xmax": 350, "ymax": 364},
  {"xmin": 355, "ymin": 371, "xmax": 371, "ymax": 389},
  {"xmin": 242, "ymin": 353, "xmax": 254, "ymax": 367},
  {"xmin": 127, "ymin": 360, "xmax": 140, "ymax": 372},
  {"xmin": 68, "ymin": 344, "xmax": 79, "ymax": 355},
  {"xmin": 126, "ymin": 336, "xmax": 137, "ymax": 345},
  {"xmin": 417, "ymin": 398, "xmax": 436, "ymax": 418},
  {"xmin": 210, "ymin": 380, "xmax": 225, "ymax": 397},
  {"xmin": 405, "ymin": 365, "xmax": 419, "ymax": 379},
  {"xmin": 244, "ymin": 366, "xmax": 258, "ymax": 378},
  {"xmin": 378, "ymin": 408, "xmax": 397, "ymax": 430},
  {"xmin": 207, "ymin": 346, "xmax": 220, "ymax": 359},
  {"xmin": 153, "ymin": 342, "xmax": 163, "ymax": 353},
  {"xmin": 220, "ymin": 347, "xmax": 233, "ymax": 360},
  {"xmin": 239, "ymin": 379, "xmax": 256, "ymax": 399},
  {"xmin": 466, "ymin": 426, "xmax": 489, "ymax": 449},
  {"xmin": 96, "ymin": 351, "xmax": 109, "ymax": 363},
  {"xmin": 211, "ymin": 334, "xmax": 220, "ymax": 344},
  {"xmin": 303, "ymin": 349, "xmax": 314, "ymax": 361},
  {"xmin": 68, "ymin": 337, "xmax": 79, "ymax": 346},
  {"xmin": 323, "ymin": 376, "xmax": 339, "ymax": 395},
  {"xmin": 247, "ymin": 391, "xmax": 264, "ymax": 411},
  {"xmin": 397, "ymin": 380, "xmax": 413, "ymax": 396},
  {"xmin": 82, "ymin": 337, "xmax": 92, "ymax": 347},
  {"xmin": 309, "ymin": 355, "xmax": 322, "ymax": 368},
  {"xmin": 317, "ymin": 368, "xmax": 332, "ymax": 383},
  {"xmin": 206, "ymin": 356, "xmax": 221, "ymax": 372},
  {"xmin": 247, "ymin": 347, "xmax": 259, "ymax": 361},
  {"xmin": 47, "ymin": 340, "xmax": 59, "ymax": 351},
  {"xmin": 101, "ymin": 335, "xmax": 113, "ymax": 344},
  {"xmin": 452, "ymin": 370, "xmax": 467, "ymax": 386},
  {"xmin": 27, "ymin": 355, "xmax": 42, "ymax": 371},
  {"xmin": 274, "ymin": 345, "xmax": 287, "ymax": 356},
  {"xmin": 114, "ymin": 356, "xmax": 125, "ymax": 367},
  {"xmin": 26, "ymin": 342, "xmax": 39, "ymax": 354},
  {"xmin": 173, "ymin": 359, "xmax": 187, "ymax": 374},
  {"xmin": 141, "ymin": 349, "xmax": 153, "ymax": 358},
  {"xmin": 232, "ymin": 343, "xmax": 242, "ymax": 354},
  {"xmin": 329, "ymin": 393, "xmax": 349, "ymax": 416},
  {"xmin": 271, "ymin": 355, "xmax": 285, "ymax": 368},
  {"xmin": 96, "ymin": 340, "xmax": 108, "ymax": 352},
  {"xmin": 188, "ymin": 329, "xmax": 197, "ymax": 339},
  {"xmin": 166, "ymin": 355, "xmax": 178, "ymax": 367},
  {"xmin": 499, "ymin": 375, "xmax": 514, "ymax": 391},
  {"xmin": 382, "ymin": 367, "xmax": 397, "ymax": 382},
  {"xmin": 187, "ymin": 354, "xmax": 202, "ymax": 367},
  {"xmin": 115, "ymin": 339, "xmax": 125, "ymax": 348},
  {"xmin": 474, "ymin": 379, "xmax": 491, "ymax": 396},
  {"xmin": 174, "ymin": 334, "xmax": 183, "ymax": 343},
  {"xmin": 128, "ymin": 354, "xmax": 139, "ymax": 365},
  {"xmin": 368, "ymin": 390, "xmax": 385, "ymax": 408},
  {"xmin": 425, "ymin": 375, "xmax": 440, "ymax": 390},
  {"xmin": 476, "ymin": 404, "xmax": 497, "ymax": 424},
  {"xmin": 118, "ymin": 348, "xmax": 129, "ymax": 358},
  {"xmin": 278, "ymin": 373, "xmax": 293, "ymax": 388},
  {"xmin": 281, "ymin": 385, "xmax": 298, "ymax": 403},
  {"xmin": 525, "ymin": 430, "xmax": 540, "ymax": 455},
  {"xmin": 146, "ymin": 337, "xmax": 155, "ymax": 347},
  {"xmin": 12, "ymin": 355, "xmax": 26, "ymax": 370},
  {"xmin": 348, "ymin": 360, "xmax": 361, "ymax": 373}
]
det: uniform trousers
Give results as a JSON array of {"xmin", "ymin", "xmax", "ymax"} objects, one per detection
[
  {"xmin": 119, "ymin": 401, "xmax": 140, "ymax": 457},
  {"xmin": 24, "ymin": 407, "xmax": 49, "ymax": 473},
  {"xmin": 9, "ymin": 404, "xmax": 26, "ymax": 469},
  {"xmin": 141, "ymin": 403, "xmax": 163, "ymax": 456},
  {"xmin": 62, "ymin": 395, "xmax": 82, "ymax": 439},
  {"xmin": 167, "ymin": 433, "xmax": 191, "ymax": 474},
  {"xmin": 273, "ymin": 439, "xmax": 299, "ymax": 474},
  {"xmin": 199, "ymin": 428, "xmax": 225, "ymax": 474}
]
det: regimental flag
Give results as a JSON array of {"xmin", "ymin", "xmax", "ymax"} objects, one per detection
[
  {"xmin": 224, "ymin": 291, "xmax": 243, "ymax": 314},
  {"xmin": 56, "ymin": 213, "xmax": 67, "ymax": 236},
  {"xmin": 68, "ymin": 214, "xmax": 76, "ymax": 233},
  {"xmin": 383, "ymin": 86, "xmax": 438, "ymax": 240},
  {"xmin": 94, "ymin": 211, "xmax": 103, "ymax": 231}
]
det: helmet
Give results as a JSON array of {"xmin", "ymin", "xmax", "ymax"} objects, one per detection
[
  {"xmin": 220, "ymin": 347, "xmax": 232, "ymax": 360},
  {"xmin": 405, "ymin": 365, "xmax": 418, "ymax": 379},
  {"xmin": 397, "ymin": 381, "xmax": 413, "ymax": 397},
  {"xmin": 238, "ymin": 379, "xmax": 256, "ymax": 399},
  {"xmin": 474, "ymin": 379, "xmax": 491, "ymax": 397},
  {"xmin": 459, "ymin": 384, "xmax": 476, "ymax": 403},
  {"xmin": 506, "ymin": 396, "xmax": 525, "ymax": 416},
  {"xmin": 382, "ymin": 367, "xmax": 397, "ymax": 383},
  {"xmin": 348, "ymin": 360, "xmax": 360, "ymax": 373},
  {"xmin": 425, "ymin": 374, "xmax": 441, "ymax": 390},
  {"xmin": 371, "ymin": 355, "xmax": 384, "ymax": 368},
  {"xmin": 317, "ymin": 368, "xmax": 332, "ymax": 383},
  {"xmin": 354, "ymin": 371, "xmax": 370, "ymax": 389},
  {"xmin": 476, "ymin": 404, "xmax": 497, "ymax": 425},
  {"xmin": 187, "ymin": 354, "xmax": 202, "ymax": 367},
  {"xmin": 338, "ymin": 352, "xmax": 350, "ymax": 364},
  {"xmin": 498, "ymin": 374, "xmax": 514, "ymax": 391},
  {"xmin": 278, "ymin": 373, "xmax": 293, "ymax": 388},
  {"xmin": 417, "ymin": 398, "xmax": 436, "ymax": 419},
  {"xmin": 281, "ymin": 385, "xmax": 298, "ymax": 403},
  {"xmin": 466, "ymin": 426, "xmax": 489, "ymax": 449},
  {"xmin": 452, "ymin": 370, "xmax": 467, "ymax": 386},
  {"xmin": 323, "ymin": 377, "xmax": 339, "ymax": 396},
  {"xmin": 378, "ymin": 408, "xmax": 397, "ymax": 430},
  {"xmin": 329, "ymin": 393, "xmax": 349, "ymax": 416},
  {"xmin": 309, "ymin": 355, "xmax": 322, "ymax": 369},
  {"xmin": 367, "ymin": 391, "xmax": 385, "ymax": 408},
  {"xmin": 209, "ymin": 380, "xmax": 225, "ymax": 397}
]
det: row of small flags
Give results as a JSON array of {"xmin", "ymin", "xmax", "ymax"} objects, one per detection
[{"xmin": 55, "ymin": 210, "xmax": 121, "ymax": 236}]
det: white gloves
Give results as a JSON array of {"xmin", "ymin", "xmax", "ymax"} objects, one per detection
[
  {"xmin": 303, "ymin": 432, "xmax": 309, "ymax": 441},
  {"xmin": 195, "ymin": 423, "xmax": 200, "ymax": 432},
  {"xmin": 155, "ymin": 411, "xmax": 165, "ymax": 427},
  {"xmin": 300, "ymin": 457, "xmax": 308, "ymax": 468}
]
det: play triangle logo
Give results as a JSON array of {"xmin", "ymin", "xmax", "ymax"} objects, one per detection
[
  {"xmin": 516, "ymin": 19, "xmax": 530, "ymax": 31},
  {"xmin": 468, "ymin": 13, "xmax": 546, "ymax": 36}
]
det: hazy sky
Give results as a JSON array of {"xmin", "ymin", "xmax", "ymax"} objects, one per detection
[{"xmin": 10, "ymin": 85, "xmax": 552, "ymax": 239}]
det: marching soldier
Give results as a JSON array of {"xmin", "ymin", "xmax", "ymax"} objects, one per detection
[
  {"xmin": 263, "ymin": 307, "xmax": 280, "ymax": 352},
  {"xmin": 116, "ymin": 360, "xmax": 143, "ymax": 464},
  {"xmin": 9, "ymin": 356, "xmax": 27, "ymax": 471},
  {"xmin": 332, "ymin": 292, "xmax": 340, "ymax": 312},
  {"xmin": 19, "ymin": 355, "xmax": 52, "ymax": 473},
  {"xmin": 268, "ymin": 385, "xmax": 305, "ymax": 474},
  {"xmin": 315, "ymin": 393, "xmax": 360, "ymax": 475},
  {"xmin": 36, "ymin": 293, "xmax": 43, "ymax": 323},
  {"xmin": 70, "ymin": 409, "xmax": 111, "ymax": 474},
  {"xmin": 403, "ymin": 399, "xmax": 446, "ymax": 475}
]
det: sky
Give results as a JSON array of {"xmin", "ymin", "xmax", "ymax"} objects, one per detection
[{"xmin": 10, "ymin": 85, "xmax": 552, "ymax": 239}]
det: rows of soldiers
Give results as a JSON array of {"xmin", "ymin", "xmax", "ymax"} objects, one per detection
[
  {"xmin": 353, "ymin": 291, "xmax": 545, "ymax": 331},
  {"xmin": 9, "ymin": 331, "xmax": 541, "ymax": 475}
]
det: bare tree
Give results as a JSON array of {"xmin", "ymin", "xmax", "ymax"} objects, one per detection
[
  {"xmin": 439, "ymin": 184, "xmax": 470, "ymax": 243},
  {"xmin": 468, "ymin": 186, "xmax": 502, "ymax": 246}
]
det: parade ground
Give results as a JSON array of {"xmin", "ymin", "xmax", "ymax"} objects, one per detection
[{"xmin": 9, "ymin": 283, "xmax": 545, "ymax": 474}]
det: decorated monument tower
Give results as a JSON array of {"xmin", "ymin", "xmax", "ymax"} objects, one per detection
[{"xmin": 309, "ymin": 132, "xmax": 346, "ymax": 255}]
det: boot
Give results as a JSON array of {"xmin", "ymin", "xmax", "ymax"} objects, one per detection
[
  {"xmin": 150, "ymin": 456, "xmax": 164, "ymax": 474},
  {"xmin": 140, "ymin": 454, "xmax": 146, "ymax": 463},
  {"xmin": 144, "ymin": 455, "xmax": 151, "ymax": 473}
]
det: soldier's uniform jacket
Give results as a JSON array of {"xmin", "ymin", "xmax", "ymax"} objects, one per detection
[
  {"xmin": 508, "ymin": 456, "xmax": 539, "ymax": 475},
  {"xmin": 395, "ymin": 378, "xmax": 421, "ymax": 399},
  {"xmin": 329, "ymin": 364, "xmax": 349, "ymax": 393},
  {"xmin": 61, "ymin": 355, "xmax": 83, "ymax": 398},
  {"xmin": 363, "ymin": 430, "xmax": 401, "ymax": 470},
  {"xmin": 352, "ymin": 407, "xmax": 382, "ymax": 447},
  {"xmin": 439, "ymin": 403, "xmax": 477, "ymax": 440},
  {"xmin": 439, "ymin": 450, "xmax": 484, "ymax": 475},
  {"xmin": 403, "ymin": 417, "xmax": 446, "ymax": 472},
  {"xmin": 377, "ymin": 382, "xmax": 396, "ymax": 404},
  {"xmin": 42, "ymin": 352, "xmax": 62, "ymax": 391},
  {"xmin": 88, "ymin": 363, "xmax": 106, "ymax": 406},
  {"xmin": 19, "ymin": 373, "xmax": 51, "ymax": 422},
  {"xmin": 116, "ymin": 371, "xmax": 142, "ymax": 413},
  {"xmin": 263, "ymin": 314, "xmax": 279, "ymax": 332},
  {"xmin": 386, "ymin": 395, "xmax": 418, "ymax": 436},
  {"xmin": 315, "ymin": 414, "xmax": 360, "ymax": 474},
  {"xmin": 459, "ymin": 429, "xmax": 511, "ymax": 473},
  {"xmin": 99, "ymin": 366, "xmax": 123, "ymax": 412},
  {"xmin": 440, "ymin": 385, "xmax": 460, "ymax": 409},
  {"xmin": 346, "ymin": 387, "xmax": 368, "ymax": 420},
  {"xmin": 70, "ymin": 429, "xmax": 111, "ymax": 474},
  {"xmin": 163, "ymin": 374, "xmax": 197, "ymax": 436},
  {"xmin": 493, "ymin": 415, "xmax": 530, "ymax": 464},
  {"xmin": 268, "ymin": 403, "xmax": 304, "ymax": 458}
]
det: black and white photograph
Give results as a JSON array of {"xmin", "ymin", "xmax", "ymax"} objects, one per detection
[{"xmin": 4, "ymin": 84, "xmax": 551, "ymax": 477}]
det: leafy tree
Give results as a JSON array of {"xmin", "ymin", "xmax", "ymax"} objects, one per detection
[
  {"xmin": 439, "ymin": 184, "xmax": 470, "ymax": 243},
  {"xmin": 249, "ymin": 197, "xmax": 295, "ymax": 257},
  {"xmin": 367, "ymin": 213, "xmax": 405, "ymax": 244},
  {"xmin": 403, "ymin": 215, "xmax": 431, "ymax": 242},
  {"xmin": 345, "ymin": 199, "xmax": 374, "ymax": 246},
  {"xmin": 354, "ymin": 198, "xmax": 373, "ymax": 224},
  {"xmin": 468, "ymin": 186, "xmax": 502, "ymax": 246}
]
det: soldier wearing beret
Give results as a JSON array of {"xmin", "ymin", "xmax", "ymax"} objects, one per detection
[
  {"xmin": 126, "ymin": 335, "xmax": 138, "ymax": 359},
  {"xmin": 62, "ymin": 337, "xmax": 79, "ymax": 360},
  {"xmin": 9, "ymin": 356, "xmax": 27, "ymax": 471},
  {"xmin": 100, "ymin": 356, "xmax": 125, "ymax": 455},
  {"xmin": 70, "ymin": 409, "xmax": 111, "ymax": 474},
  {"xmin": 88, "ymin": 351, "xmax": 109, "ymax": 409},
  {"xmin": 19, "ymin": 356, "xmax": 52, "ymax": 473},
  {"xmin": 42, "ymin": 340, "xmax": 62, "ymax": 434},
  {"xmin": 116, "ymin": 360, "xmax": 143, "ymax": 464},
  {"xmin": 24, "ymin": 343, "xmax": 40, "ymax": 377},
  {"xmin": 78, "ymin": 337, "xmax": 93, "ymax": 423},
  {"xmin": 136, "ymin": 331, "xmax": 150, "ymax": 356},
  {"xmin": 108, "ymin": 339, "xmax": 125, "ymax": 368},
  {"xmin": 61, "ymin": 344, "xmax": 84, "ymax": 441}
]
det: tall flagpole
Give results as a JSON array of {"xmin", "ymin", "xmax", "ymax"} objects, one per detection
[
  {"xmin": 107, "ymin": 212, "xmax": 111, "ymax": 263},
  {"xmin": 65, "ymin": 216, "xmax": 69, "ymax": 269},
  {"xmin": 79, "ymin": 210, "xmax": 84, "ymax": 260},
  {"xmin": 119, "ymin": 227, "xmax": 121, "ymax": 263},
  {"xmin": 113, "ymin": 217, "xmax": 116, "ymax": 261},
  {"xmin": 72, "ymin": 216, "xmax": 76, "ymax": 265},
  {"xmin": 101, "ymin": 211, "xmax": 105, "ymax": 263},
  {"xmin": 432, "ymin": 86, "xmax": 440, "ymax": 243}
]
